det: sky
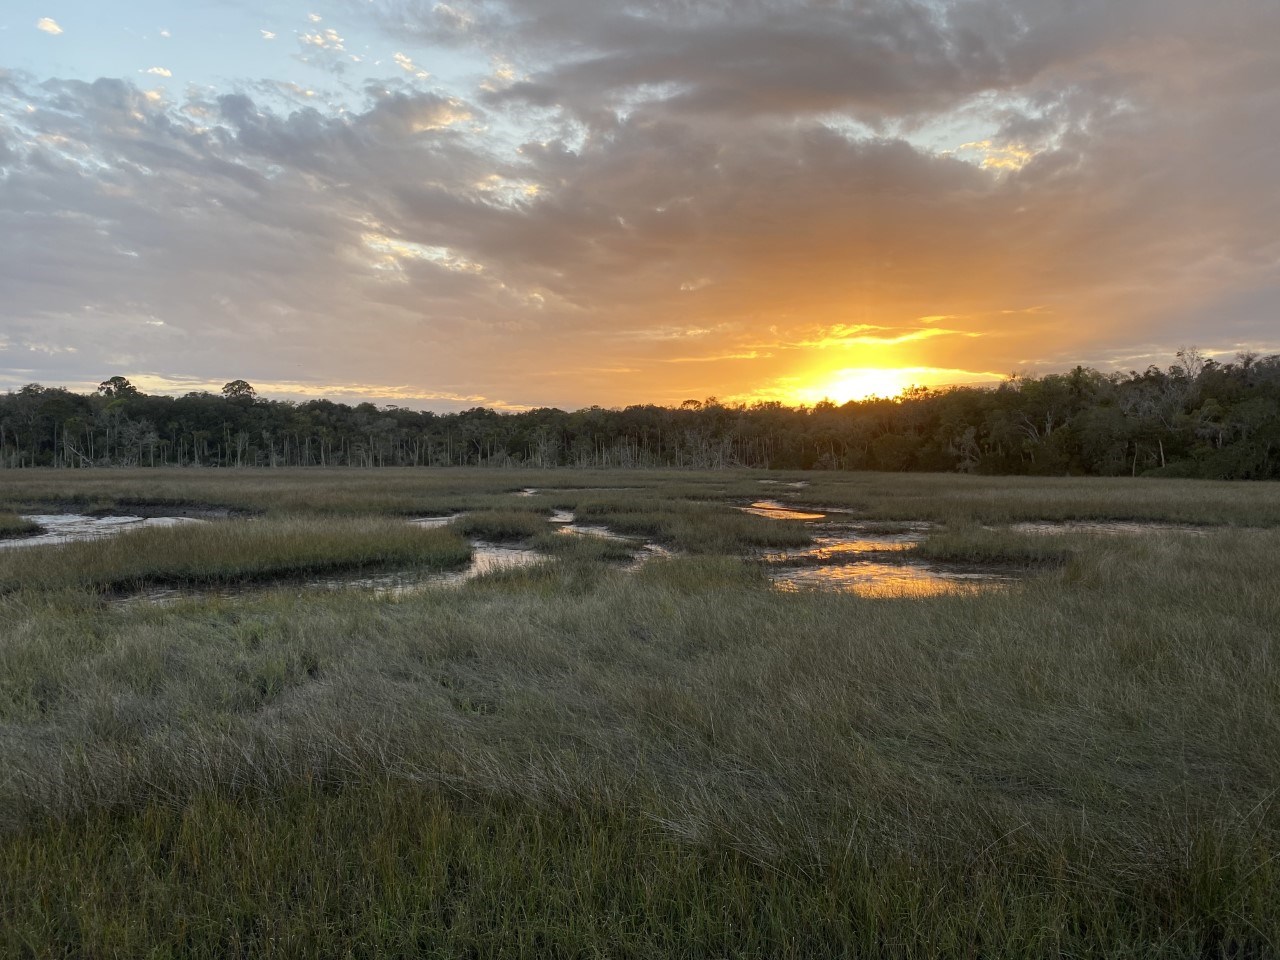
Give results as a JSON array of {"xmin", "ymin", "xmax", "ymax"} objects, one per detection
[{"xmin": 1, "ymin": 0, "xmax": 1277, "ymax": 411}]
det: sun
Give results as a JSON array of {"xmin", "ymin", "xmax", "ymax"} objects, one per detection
[{"xmin": 803, "ymin": 368, "xmax": 912, "ymax": 404}]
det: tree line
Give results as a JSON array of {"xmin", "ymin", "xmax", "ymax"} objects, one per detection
[{"xmin": 1, "ymin": 352, "xmax": 1278, "ymax": 478}]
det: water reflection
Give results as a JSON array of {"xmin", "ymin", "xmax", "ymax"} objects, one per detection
[
  {"xmin": 117, "ymin": 509, "xmax": 671, "ymax": 606},
  {"xmin": 17, "ymin": 506, "xmax": 1019, "ymax": 602},
  {"xmin": 410, "ymin": 514, "xmax": 466, "ymax": 529},
  {"xmin": 741, "ymin": 500, "xmax": 829, "ymax": 521},
  {"xmin": 310, "ymin": 541, "xmax": 544, "ymax": 593},
  {"xmin": 770, "ymin": 563, "xmax": 1015, "ymax": 597},
  {"xmin": 0, "ymin": 513, "xmax": 205, "ymax": 550},
  {"xmin": 761, "ymin": 528, "xmax": 926, "ymax": 561},
  {"xmin": 552, "ymin": 510, "xmax": 675, "ymax": 573},
  {"xmin": 557, "ymin": 521, "xmax": 633, "ymax": 541},
  {"xmin": 124, "ymin": 541, "xmax": 545, "ymax": 606},
  {"xmin": 742, "ymin": 500, "xmax": 1013, "ymax": 596}
]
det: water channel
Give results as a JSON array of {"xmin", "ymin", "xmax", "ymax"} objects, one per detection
[
  {"xmin": 1, "ymin": 503, "xmax": 1085, "ymax": 600},
  {"xmin": 3, "ymin": 510, "xmax": 671, "ymax": 604},
  {"xmin": 0, "ymin": 513, "xmax": 207, "ymax": 550},
  {"xmin": 742, "ymin": 500, "xmax": 1016, "ymax": 597}
]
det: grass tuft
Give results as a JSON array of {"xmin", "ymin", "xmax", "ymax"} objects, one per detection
[
  {"xmin": 577, "ymin": 498, "xmax": 813, "ymax": 553},
  {"xmin": 533, "ymin": 530, "xmax": 640, "ymax": 563},
  {"xmin": 0, "ymin": 512, "xmax": 42, "ymax": 539},
  {"xmin": 449, "ymin": 508, "xmax": 551, "ymax": 541}
]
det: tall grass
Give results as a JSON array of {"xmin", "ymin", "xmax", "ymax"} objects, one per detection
[
  {"xmin": 0, "ymin": 516, "xmax": 471, "ymax": 593},
  {"xmin": 448, "ymin": 507, "xmax": 551, "ymax": 541},
  {"xmin": 794, "ymin": 471, "xmax": 1280, "ymax": 525},
  {"xmin": 576, "ymin": 497, "xmax": 813, "ymax": 552},
  {"xmin": 0, "ymin": 511, "xmax": 41, "ymax": 539},
  {"xmin": 1, "ymin": 470, "xmax": 1279, "ymax": 955},
  {"xmin": 913, "ymin": 522, "xmax": 1076, "ymax": 567},
  {"xmin": 10, "ymin": 779, "xmax": 1272, "ymax": 959},
  {"xmin": 531, "ymin": 530, "xmax": 641, "ymax": 563},
  {"xmin": 5, "ymin": 466, "xmax": 1280, "ymax": 525}
]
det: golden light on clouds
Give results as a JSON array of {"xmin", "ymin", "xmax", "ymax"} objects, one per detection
[
  {"xmin": 797, "ymin": 324, "xmax": 979, "ymax": 349},
  {"xmin": 954, "ymin": 140, "xmax": 1037, "ymax": 172}
]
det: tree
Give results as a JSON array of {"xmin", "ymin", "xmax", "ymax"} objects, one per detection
[
  {"xmin": 97, "ymin": 376, "xmax": 139, "ymax": 399},
  {"xmin": 1, "ymin": 349, "xmax": 1276, "ymax": 476},
  {"xmin": 222, "ymin": 380, "xmax": 257, "ymax": 402}
]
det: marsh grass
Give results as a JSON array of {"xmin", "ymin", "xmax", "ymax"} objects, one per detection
[
  {"xmin": 7, "ymin": 466, "xmax": 1280, "ymax": 526},
  {"xmin": 843, "ymin": 520, "xmax": 924, "ymax": 535},
  {"xmin": 0, "ymin": 516, "xmax": 471, "ymax": 593},
  {"xmin": 914, "ymin": 523, "xmax": 1076, "ymax": 567},
  {"xmin": 576, "ymin": 497, "xmax": 813, "ymax": 553},
  {"xmin": 1, "ymin": 536, "xmax": 1277, "ymax": 954},
  {"xmin": 533, "ymin": 530, "xmax": 640, "ymax": 563},
  {"xmin": 2, "ymin": 469, "xmax": 1280, "ymax": 956},
  {"xmin": 10, "ymin": 782, "xmax": 1273, "ymax": 960},
  {"xmin": 448, "ymin": 507, "xmax": 552, "ymax": 541},
  {"xmin": 0, "ymin": 512, "xmax": 41, "ymax": 539},
  {"xmin": 0, "ymin": 468, "xmax": 707, "ymax": 519},
  {"xmin": 793, "ymin": 472, "xmax": 1280, "ymax": 526}
]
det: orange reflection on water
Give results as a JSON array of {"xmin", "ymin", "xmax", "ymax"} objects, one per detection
[
  {"xmin": 742, "ymin": 500, "xmax": 828, "ymax": 521},
  {"xmin": 761, "ymin": 534, "xmax": 920, "ymax": 561},
  {"xmin": 770, "ymin": 562, "xmax": 1011, "ymax": 597}
]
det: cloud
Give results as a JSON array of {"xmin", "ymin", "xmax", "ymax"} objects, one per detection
[
  {"xmin": 2, "ymin": 1, "xmax": 1279, "ymax": 407},
  {"xmin": 379, "ymin": 0, "xmax": 1280, "ymax": 128},
  {"xmin": 296, "ymin": 28, "xmax": 350, "ymax": 74},
  {"xmin": 35, "ymin": 17, "xmax": 63, "ymax": 35},
  {"xmin": 145, "ymin": 67, "xmax": 173, "ymax": 78},
  {"xmin": 261, "ymin": 29, "xmax": 277, "ymax": 40},
  {"xmin": 393, "ymin": 52, "xmax": 429, "ymax": 79},
  {"xmin": 300, "ymin": 28, "xmax": 345, "ymax": 50}
]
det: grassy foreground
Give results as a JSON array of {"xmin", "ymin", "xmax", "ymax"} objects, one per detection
[{"xmin": 0, "ymin": 469, "xmax": 1278, "ymax": 956}]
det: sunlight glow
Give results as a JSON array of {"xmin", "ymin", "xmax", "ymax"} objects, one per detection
[
  {"xmin": 803, "ymin": 368, "xmax": 916, "ymax": 403},
  {"xmin": 747, "ymin": 365, "xmax": 1009, "ymax": 407}
]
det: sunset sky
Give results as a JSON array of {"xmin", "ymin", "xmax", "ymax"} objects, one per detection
[{"xmin": 1, "ymin": 0, "xmax": 1277, "ymax": 410}]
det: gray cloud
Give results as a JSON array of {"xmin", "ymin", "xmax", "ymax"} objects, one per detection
[
  {"xmin": 378, "ymin": 0, "xmax": 1280, "ymax": 125},
  {"xmin": 2, "ymin": 0, "xmax": 1279, "ymax": 406}
]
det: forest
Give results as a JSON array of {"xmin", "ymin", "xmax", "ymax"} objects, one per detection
[{"xmin": 2, "ymin": 350, "xmax": 1277, "ymax": 478}]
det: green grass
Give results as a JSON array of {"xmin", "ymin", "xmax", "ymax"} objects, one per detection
[
  {"xmin": 0, "ymin": 511, "xmax": 41, "ymax": 539},
  {"xmin": 913, "ymin": 523, "xmax": 1076, "ymax": 567},
  {"xmin": 5, "ymin": 466, "xmax": 1280, "ymax": 525},
  {"xmin": 0, "ymin": 467, "xmax": 690, "ymax": 518},
  {"xmin": 0, "ymin": 515, "xmax": 471, "ymax": 594},
  {"xmin": 576, "ymin": 497, "xmax": 813, "ymax": 553},
  {"xmin": 532, "ymin": 529, "xmax": 642, "ymax": 563},
  {"xmin": 792, "ymin": 471, "xmax": 1280, "ymax": 526},
  {"xmin": 7, "ymin": 781, "xmax": 1272, "ymax": 959},
  {"xmin": 1, "ymin": 469, "xmax": 1279, "ymax": 955},
  {"xmin": 448, "ymin": 507, "xmax": 552, "ymax": 541}
]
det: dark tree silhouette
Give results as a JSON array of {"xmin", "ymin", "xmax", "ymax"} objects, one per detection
[{"xmin": 3, "ymin": 353, "xmax": 1278, "ymax": 477}]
